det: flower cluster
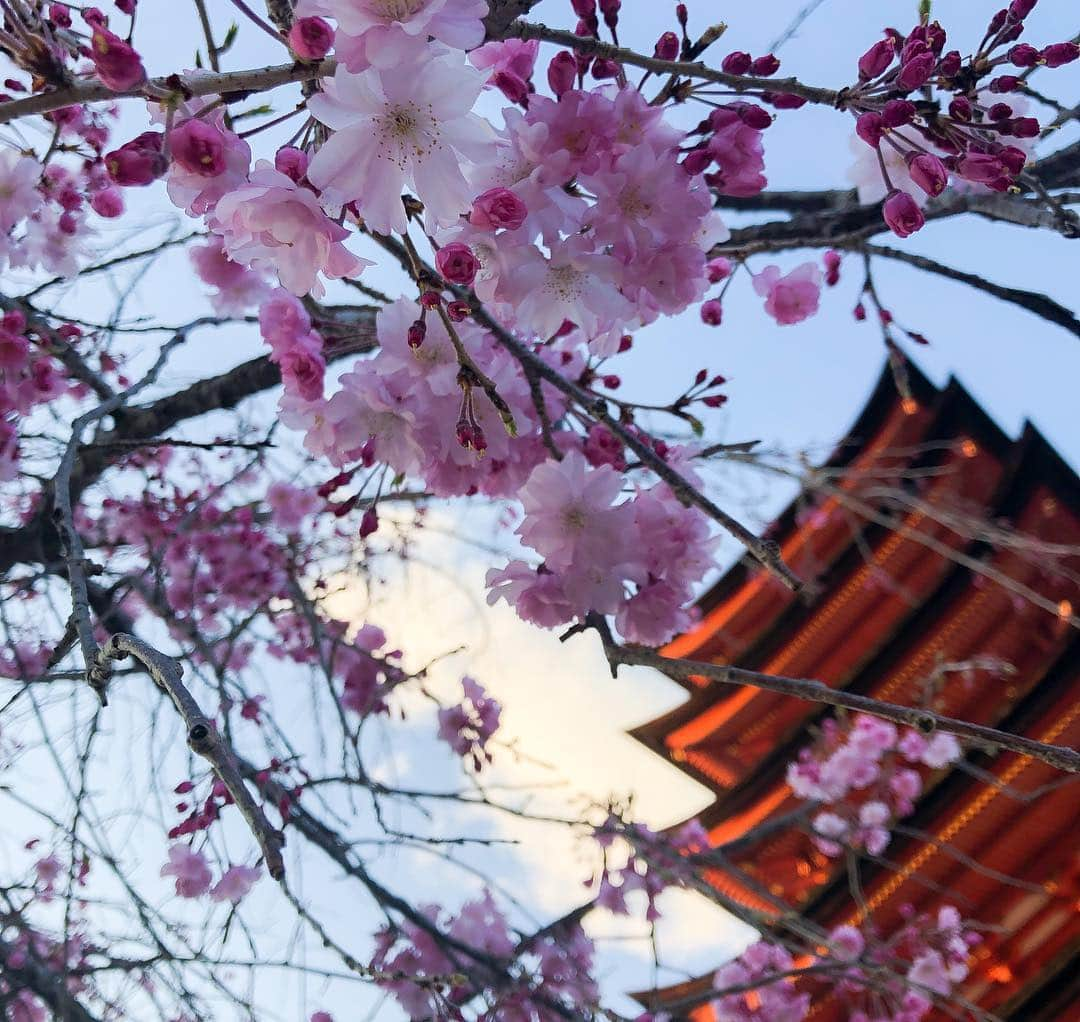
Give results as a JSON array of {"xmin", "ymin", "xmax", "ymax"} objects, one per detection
[
  {"xmin": 436, "ymin": 676, "xmax": 501, "ymax": 771},
  {"xmin": 160, "ymin": 843, "xmax": 260, "ymax": 904},
  {"xmin": 787, "ymin": 714, "xmax": 962, "ymax": 857}
]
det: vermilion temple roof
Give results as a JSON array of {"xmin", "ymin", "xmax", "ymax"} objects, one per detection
[{"xmin": 629, "ymin": 363, "xmax": 1080, "ymax": 1021}]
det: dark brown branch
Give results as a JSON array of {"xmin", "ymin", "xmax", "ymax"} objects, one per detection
[
  {"xmin": 89, "ymin": 634, "xmax": 286, "ymax": 880},
  {"xmin": 604, "ymin": 644, "xmax": 1080, "ymax": 775}
]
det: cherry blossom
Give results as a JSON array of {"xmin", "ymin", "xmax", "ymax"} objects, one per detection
[
  {"xmin": 752, "ymin": 263, "xmax": 823, "ymax": 326},
  {"xmin": 210, "ymin": 864, "xmax": 262, "ymax": 903},
  {"xmin": 160, "ymin": 844, "xmax": 212, "ymax": 898}
]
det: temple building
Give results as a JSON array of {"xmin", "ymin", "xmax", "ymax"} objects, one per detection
[{"xmin": 631, "ymin": 364, "xmax": 1080, "ymax": 1021}]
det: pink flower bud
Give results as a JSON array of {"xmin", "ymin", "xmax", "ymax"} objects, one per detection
[
  {"xmin": 883, "ymin": 189, "xmax": 925, "ymax": 238},
  {"xmin": 49, "ymin": 3, "xmax": 71, "ymax": 27},
  {"xmin": 116, "ymin": 0, "xmax": 136, "ymax": 13},
  {"xmin": 989, "ymin": 74, "xmax": 1020, "ymax": 92},
  {"xmin": 90, "ymin": 186, "xmax": 124, "ymax": 217},
  {"xmin": 882, "ymin": 99, "xmax": 915, "ymax": 127},
  {"xmin": 854, "ymin": 302, "xmax": 866, "ymax": 321},
  {"xmin": 858, "ymin": 39, "xmax": 894, "ymax": 79},
  {"xmin": 436, "ymin": 243, "xmax": 479, "ymax": 286},
  {"xmin": 492, "ymin": 69, "xmax": 529, "ymax": 103},
  {"xmin": 721, "ymin": 51, "xmax": 752, "ymax": 75},
  {"xmin": 700, "ymin": 299, "xmax": 723, "ymax": 326},
  {"xmin": 1005, "ymin": 116, "xmax": 1039, "ymax": 138},
  {"xmin": 105, "ymin": 130, "xmax": 166, "ymax": 186},
  {"xmin": 1008, "ymin": 42, "xmax": 1040, "ymax": 66},
  {"xmin": 907, "ymin": 153, "xmax": 948, "ymax": 196},
  {"xmin": 654, "ymin": 32, "xmax": 679, "ymax": 61},
  {"xmin": 938, "ymin": 50, "xmax": 961, "ymax": 77},
  {"xmin": 470, "ymin": 187, "xmax": 527, "ymax": 231},
  {"xmin": 590, "ymin": 58, "xmax": 620, "ymax": 80},
  {"xmin": 1042, "ymin": 42, "xmax": 1079, "ymax": 68},
  {"xmin": 359, "ymin": 507, "xmax": 378, "ymax": 538},
  {"xmin": 948, "ymin": 96, "xmax": 972, "ymax": 121},
  {"xmin": 750, "ymin": 54, "xmax": 780, "ymax": 76},
  {"xmin": 735, "ymin": 103, "xmax": 771, "ymax": 129},
  {"xmin": 682, "ymin": 147, "xmax": 712, "ymax": 175},
  {"xmin": 571, "ymin": 0, "xmax": 595, "ymax": 15},
  {"xmin": 823, "ymin": 249, "xmax": 841, "ymax": 286},
  {"xmin": 288, "ymin": 17, "xmax": 334, "ymax": 61},
  {"xmin": 988, "ymin": 102, "xmax": 1013, "ymax": 120},
  {"xmin": 547, "ymin": 51, "xmax": 576, "ymax": 98},
  {"xmin": 1009, "ymin": 0, "xmax": 1037, "ymax": 18},
  {"xmin": 169, "ymin": 118, "xmax": 228, "ymax": 177},
  {"xmin": 274, "ymin": 146, "xmax": 308, "ymax": 182},
  {"xmin": 706, "ymin": 257, "xmax": 732, "ymax": 283},
  {"xmin": 897, "ymin": 51, "xmax": 936, "ymax": 91},
  {"xmin": 407, "ymin": 319, "xmax": 426, "ymax": 349},
  {"xmin": 764, "ymin": 92, "xmax": 806, "ymax": 109},
  {"xmin": 855, "ymin": 111, "xmax": 886, "ymax": 147},
  {"xmin": 447, "ymin": 300, "xmax": 470, "ymax": 322},
  {"xmin": 419, "ymin": 290, "xmax": 441, "ymax": 309},
  {"xmin": 88, "ymin": 27, "xmax": 146, "ymax": 91}
]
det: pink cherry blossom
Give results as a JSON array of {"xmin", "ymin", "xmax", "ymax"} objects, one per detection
[
  {"xmin": 214, "ymin": 162, "xmax": 370, "ymax": 296},
  {"xmin": 0, "ymin": 149, "xmax": 42, "ymax": 235},
  {"xmin": 752, "ymin": 262, "xmax": 822, "ymax": 325},
  {"xmin": 210, "ymin": 864, "xmax": 261, "ymax": 903},
  {"xmin": 306, "ymin": 48, "xmax": 494, "ymax": 235},
  {"xmin": 189, "ymin": 237, "xmax": 269, "ymax": 315},
  {"xmin": 297, "ymin": 0, "xmax": 487, "ymax": 71},
  {"xmin": 160, "ymin": 844, "xmax": 212, "ymax": 898}
]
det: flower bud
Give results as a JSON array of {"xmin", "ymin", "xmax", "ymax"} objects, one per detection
[
  {"xmin": 948, "ymin": 96, "xmax": 972, "ymax": 121},
  {"xmin": 858, "ymin": 39, "xmax": 894, "ymax": 79},
  {"xmin": 105, "ymin": 130, "xmax": 166, "ymax": 186},
  {"xmin": 1009, "ymin": 0, "xmax": 1037, "ymax": 19},
  {"xmin": 700, "ymin": 299, "xmax": 723, "ymax": 326},
  {"xmin": 721, "ymin": 51, "xmax": 752, "ymax": 75},
  {"xmin": 288, "ymin": 17, "xmax": 334, "ymax": 61},
  {"xmin": 1005, "ymin": 116, "xmax": 1039, "ymax": 138},
  {"xmin": 436, "ymin": 243, "xmax": 479, "ymax": 286},
  {"xmin": 750, "ymin": 54, "xmax": 780, "ymax": 76},
  {"xmin": 937, "ymin": 50, "xmax": 961, "ymax": 77},
  {"xmin": 897, "ymin": 52, "xmax": 936, "ymax": 91},
  {"xmin": 169, "ymin": 118, "xmax": 228, "ymax": 177},
  {"xmin": 1008, "ymin": 43, "xmax": 1039, "ymax": 66},
  {"xmin": 654, "ymin": 32, "xmax": 679, "ymax": 61},
  {"xmin": 989, "ymin": 74, "xmax": 1020, "ymax": 92},
  {"xmin": 882, "ymin": 189, "xmax": 925, "ymax": 238},
  {"xmin": 855, "ymin": 111, "xmax": 886, "ymax": 147},
  {"xmin": 547, "ymin": 51, "xmax": 577, "ymax": 98},
  {"xmin": 590, "ymin": 58, "xmax": 621, "ymax": 80},
  {"xmin": 1042, "ymin": 42, "xmax": 1079, "ymax": 68},
  {"xmin": 907, "ymin": 153, "xmax": 948, "ymax": 197},
  {"xmin": 274, "ymin": 146, "xmax": 309, "ymax": 182},
  {"xmin": 882, "ymin": 99, "xmax": 916, "ymax": 127},
  {"xmin": 358, "ymin": 507, "xmax": 378, "ymax": 539},
  {"xmin": 407, "ymin": 319, "xmax": 426, "ymax": 349},
  {"xmin": 88, "ymin": 26, "xmax": 146, "ymax": 91},
  {"xmin": 492, "ymin": 69, "xmax": 529, "ymax": 103},
  {"xmin": 447, "ymin": 300, "xmax": 470, "ymax": 322},
  {"xmin": 470, "ymin": 186, "xmax": 527, "ymax": 230}
]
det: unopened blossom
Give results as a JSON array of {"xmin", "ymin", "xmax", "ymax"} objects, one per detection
[
  {"xmin": 297, "ymin": 0, "xmax": 487, "ymax": 71},
  {"xmin": 752, "ymin": 263, "xmax": 822, "ymax": 325},
  {"xmin": 87, "ymin": 26, "xmax": 146, "ymax": 91},
  {"xmin": 214, "ymin": 162, "xmax": 370, "ymax": 296},
  {"xmin": 436, "ymin": 241, "xmax": 479, "ymax": 284},
  {"xmin": 105, "ymin": 131, "xmax": 167, "ymax": 187},
  {"xmin": 210, "ymin": 864, "xmax": 261, "ymax": 903},
  {"xmin": 469, "ymin": 186, "xmax": 527, "ymax": 230},
  {"xmin": 160, "ymin": 844, "xmax": 212, "ymax": 898},
  {"xmin": 288, "ymin": 16, "xmax": 334, "ymax": 60},
  {"xmin": 883, "ymin": 189, "xmax": 926, "ymax": 238},
  {"xmin": 307, "ymin": 50, "xmax": 493, "ymax": 235},
  {"xmin": 169, "ymin": 118, "xmax": 230, "ymax": 177}
]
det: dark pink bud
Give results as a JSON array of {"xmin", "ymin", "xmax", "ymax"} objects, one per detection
[
  {"xmin": 855, "ymin": 111, "xmax": 886, "ymax": 147},
  {"xmin": 997, "ymin": 145, "xmax": 1027, "ymax": 174},
  {"xmin": 1005, "ymin": 116, "xmax": 1039, "ymax": 138},
  {"xmin": 547, "ymin": 51, "xmax": 577, "ymax": 97},
  {"xmin": 988, "ymin": 9, "xmax": 1008, "ymax": 33},
  {"xmin": 407, "ymin": 319, "xmax": 426, "ymax": 349},
  {"xmin": 858, "ymin": 39, "xmax": 894, "ymax": 79},
  {"xmin": 897, "ymin": 52, "xmax": 936, "ymax": 90},
  {"xmin": 174, "ymin": 780, "xmax": 195, "ymax": 794},
  {"xmin": 599, "ymin": 0, "xmax": 620, "ymax": 27},
  {"xmin": 169, "ymin": 118, "xmax": 227, "ymax": 177},
  {"xmin": 823, "ymin": 249, "xmax": 841, "ymax": 286},
  {"xmin": 105, "ymin": 130, "xmax": 166, "ymax": 186},
  {"xmin": 676, "ymin": 4, "xmax": 687, "ymax": 26},
  {"xmin": 1009, "ymin": 0, "xmax": 1037, "ymax": 18},
  {"xmin": 49, "ymin": 3, "xmax": 72, "ymax": 26},
  {"xmin": 359, "ymin": 508, "xmax": 378, "ymax": 538},
  {"xmin": 937, "ymin": 50, "xmax": 961, "ymax": 77},
  {"xmin": 618, "ymin": 334, "xmax": 632, "ymax": 352},
  {"xmin": 288, "ymin": 17, "xmax": 334, "ymax": 61},
  {"xmin": 750, "ymin": 54, "xmax": 780, "ymax": 76},
  {"xmin": 1042, "ymin": 42, "xmax": 1079, "ymax": 68},
  {"xmin": 883, "ymin": 189, "xmax": 925, "ymax": 238},
  {"xmin": 419, "ymin": 290, "xmax": 441, "ymax": 309},
  {"xmin": 654, "ymin": 32, "xmax": 679, "ymax": 61},
  {"xmin": 882, "ymin": 99, "xmax": 916, "ymax": 127},
  {"xmin": 116, "ymin": 0, "xmax": 136, "ymax": 13},
  {"xmin": 90, "ymin": 186, "xmax": 123, "ymax": 217},
  {"xmin": 590, "ymin": 58, "xmax": 620, "ymax": 80},
  {"xmin": 492, "ymin": 69, "xmax": 529, "ymax": 103},
  {"xmin": 601, "ymin": 373, "xmax": 620, "ymax": 388},
  {"xmin": 571, "ymin": 0, "xmax": 595, "ymax": 15},
  {"xmin": 735, "ymin": 103, "xmax": 771, "ymax": 129},
  {"xmin": 436, "ymin": 243, "xmax": 479, "ymax": 286},
  {"xmin": 907, "ymin": 153, "xmax": 948, "ymax": 196},
  {"xmin": 700, "ymin": 299, "xmax": 723, "ymax": 326},
  {"xmin": 721, "ymin": 51, "xmax": 752, "ymax": 75},
  {"xmin": 706, "ymin": 257, "xmax": 732, "ymax": 283},
  {"xmin": 989, "ymin": 74, "xmax": 1020, "ymax": 92},
  {"xmin": 470, "ymin": 186, "xmax": 527, "ymax": 230},
  {"xmin": 763, "ymin": 92, "xmax": 805, "ymax": 109},
  {"xmin": 274, "ymin": 145, "xmax": 308, "ymax": 182},
  {"xmin": 682, "ymin": 147, "xmax": 712, "ymax": 175},
  {"xmin": 447, "ymin": 300, "xmax": 470, "ymax": 322},
  {"xmin": 88, "ymin": 27, "xmax": 146, "ymax": 91},
  {"xmin": 988, "ymin": 102, "xmax": 1013, "ymax": 120},
  {"xmin": 1008, "ymin": 42, "xmax": 1039, "ymax": 66},
  {"xmin": 854, "ymin": 302, "xmax": 867, "ymax": 321},
  {"xmin": 702, "ymin": 394, "xmax": 727, "ymax": 408},
  {"xmin": 948, "ymin": 96, "xmax": 972, "ymax": 121},
  {"xmin": 83, "ymin": 6, "xmax": 106, "ymax": 27}
]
